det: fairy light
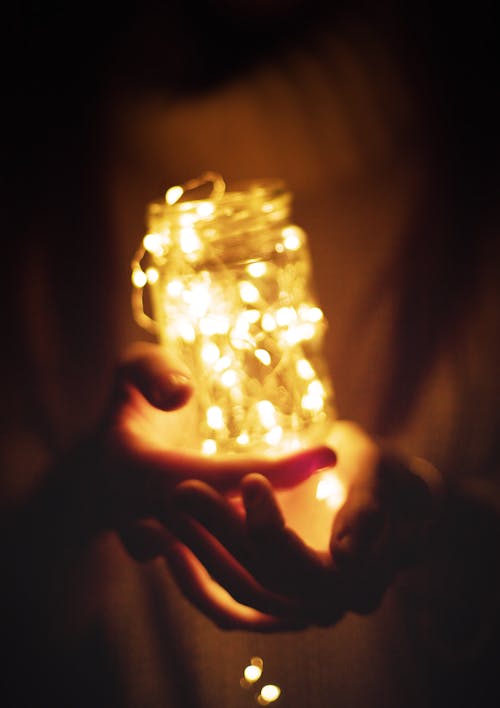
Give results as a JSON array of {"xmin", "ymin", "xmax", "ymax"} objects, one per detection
[
  {"xmin": 296, "ymin": 358, "xmax": 315, "ymax": 380},
  {"xmin": 207, "ymin": 405, "xmax": 224, "ymax": 430},
  {"xmin": 239, "ymin": 281, "xmax": 260, "ymax": 304},
  {"xmin": 247, "ymin": 261, "xmax": 267, "ymax": 277},
  {"xmin": 201, "ymin": 342, "xmax": 220, "ymax": 365},
  {"xmin": 146, "ymin": 267, "xmax": 159, "ymax": 284},
  {"xmin": 165, "ymin": 185, "xmax": 184, "ymax": 205},
  {"xmin": 143, "ymin": 232, "xmax": 164, "ymax": 256},
  {"xmin": 315, "ymin": 471, "xmax": 346, "ymax": 510},
  {"xmin": 132, "ymin": 174, "xmax": 339, "ymax": 550},
  {"xmin": 255, "ymin": 348, "xmax": 271, "ymax": 366},
  {"xmin": 201, "ymin": 439, "xmax": 217, "ymax": 455},
  {"xmin": 258, "ymin": 685, "xmax": 281, "ymax": 704}
]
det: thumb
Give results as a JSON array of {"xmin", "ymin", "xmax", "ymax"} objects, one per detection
[
  {"xmin": 330, "ymin": 489, "xmax": 386, "ymax": 569},
  {"xmin": 115, "ymin": 342, "xmax": 193, "ymax": 411}
]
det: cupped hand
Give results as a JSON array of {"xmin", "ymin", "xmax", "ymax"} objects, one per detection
[
  {"xmin": 157, "ymin": 421, "xmax": 440, "ymax": 631},
  {"xmin": 100, "ymin": 342, "xmax": 336, "ymax": 630},
  {"xmin": 103, "ymin": 341, "xmax": 335, "ymax": 527}
]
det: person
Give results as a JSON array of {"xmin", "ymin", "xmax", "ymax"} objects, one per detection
[{"xmin": 2, "ymin": 1, "xmax": 499, "ymax": 706}]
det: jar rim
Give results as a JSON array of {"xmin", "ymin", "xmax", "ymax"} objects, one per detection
[{"xmin": 148, "ymin": 177, "xmax": 289, "ymax": 218}]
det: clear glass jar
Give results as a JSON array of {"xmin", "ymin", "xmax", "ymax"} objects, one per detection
[{"xmin": 132, "ymin": 174, "xmax": 343, "ymax": 550}]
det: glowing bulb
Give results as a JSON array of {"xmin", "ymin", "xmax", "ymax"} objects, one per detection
[
  {"xmin": 165, "ymin": 185, "xmax": 183, "ymax": 204},
  {"xmin": 276, "ymin": 307, "xmax": 296, "ymax": 327},
  {"xmin": 132, "ymin": 268, "xmax": 147, "ymax": 288},
  {"xmin": 241, "ymin": 309, "xmax": 260, "ymax": 324},
  {"xmin": 239, "ymin": 281, "xmax": 260, "ymax": 304},
  {"xmin": 201, "ymin": 439, "xmax": 217, "ymax": 455},
  {"xmin": 315, "ymin": 472, "xmax": 346, "ymax": 510},
  {"xmin": 301, "ymin": 393, "xmax": 324, "ymax": 412},
  {"xmin": 256, "ymin": 400, "xmax": 277, "ymax": 429},
  {"xmin": 167, "ymin": 279, "xmax": 184, "ymax": 296},
  {"xmin": 146, "ymin": 267, "xmax": 159, "ymax": 284},
  {"xmin": 188, "ymin": 285, "xmax": 210, "ymax": 318},
  {"xmin": 201, "ymin": 343, "xmax": 220, "ymax": 364},
  {"xmin": 221, "ymin": 369, "xmax": 237, "ymax": 387},
  {"xmin": 214, "ymin": 355, "xmax": 231, "ymax": 372},
  {"xmin": 178, "ymin": 321, "xmax": 196, "ymax": 342},
  {"xmin": 258, "ymin": 685, "xmax": 281, "ymax": 704},
  {"xmin": 236, "ymin": 432, "xmax": 249, "ymax": 445},
  {"xmin": 282, "ymin": 225, "xmax": 303, "ymax": 250},
  {"xmin": 306, "ymin": 306, "xmax": 323, "ymax": 323},
  {"xmin": 255, "ymin": 349, "xmax": 271, "ymax": 366},
  {"xmin": 207, "ymin": 405, "xmax": 224, "ymax": 430},
  {"xmin": 262, "ymin": 313, "xmax": 277, "ymax": 332},
  {"xmin": 308, "ymin": 380, "xmax": 325, "ymax": 397},
  {"xmin": 143, "ymin": 232, "xmax": 164, "ymax": 256},
  {"xmin": 296, "ymin": 359, "xmax": 315, "ymax": 380},
  {"xmin": 265, "ymin": 425, "xmax": 283, "ymax": 446},
  {"xmin": 180, "ymin": 228, "xmax": 202, "ymax": 254},
  {"xmin": 247, "ymin": 261, "xmax": 267, "ymax": 277},
  {"xmin": 197, "ymin": 201, "xmax": 215, "ymax": 217},
  {"xmin": 179, "ymin": 212, "xmax": 197, "ymax": 226},
  {"xmin": 243, "ymin": 665, "xmax": 262, "ymax": 683}
]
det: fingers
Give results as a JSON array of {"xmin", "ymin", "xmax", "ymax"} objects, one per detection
[
  {"xmin": 145, "ymin": 444, "xmax": 336, "ymax": 496},
  {"xmin": 155, "ymin": 528, "xmax": 307, "ymax": 633},
  {"xmin": 242, "ymin": 475, "xmax": 333, "ymax": 594},
  {"xmin": 115, "ymin": 342, "xmax": 193, "ymax": 411},
  {"xmin": 167, "ymin": 511, "xmax": 303, "ymax": 618},
  {"xmin": 176, "ymin": 475, "xmax": 331, "ymax": 598},
  {"xmin": 330, "ymin": 492, "xmax": 386, "ymax": 569}
]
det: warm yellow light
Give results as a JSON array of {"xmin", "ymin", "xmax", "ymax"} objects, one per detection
[
  {"xmin": 132, "ymin": 268, "xmax": 148, "ymax": 288},
  {"xmin": 255, "ymin": 348, "xmax": 271, "ymax": 366},
  {"xmin": 143, "ymin": 232, "xmax": 165, "ymax": 255},
  {"xmin": 301, "ymin": 393, "xmax": 324, "ymax": 412},
  {"xmin": 276, "ymin": 307, "xmax": 296, "ymax": 327},
  {"xmin": 308, "ymin": 379, "xmax": 325, "ymax": 398},
  {"xmin": 167, "ymin": 279, "xmax": 184, "ymax": 296},
  {"xmin": 201, "ymin": 439, "xmax": 217, "ymax": 455},
  {"xmin": 241, "ymin": 309, "xmax": 260, "ymax": 324},
  {"xmin": 178, "ymin": 321, "xmax": 196, "ymax": 342},
  {"xmin": 265, "ymin": 425, "xmax": 283, "ymax": 446},
  {"xmin": 243, "ymin": 664, "xmax": 262, "ymax": 683},
  {"xmin": 180, "ymin": 227, "xmax": 202, "ymax": 254},
  {"xmin": 214, "ymin": 355, "xmax": 231, "ymax": 372},
  {"xmin": 296, "ymin": 358, "xmax": 315, "ymax": 380},
  {"xmin": 258, "ymin": 684, "xmax": 281, "ymax": 704},
  {"xmin": 207, "ymin": 406, "xmax": 224, "ymax": 430},
  {"xmin": 196, "ymin": 201, "xmax": 215, "ymax": 217},
  {"xmin": 201, "ymin": 343, "xmax": 220, "ymax": 364},
  {"xmin": 315, "ymin": 471, "xmax": 346, "ymax": 510},
  {"xmin": 220, "ymin": 369, "xmax": 237, "ymax": 387},
  {"xmin": 239, "ymin": 281, "xmax": 260, "ymax": 304},
  {"xmin": 306, "ymin": 306, "xmax": 323, "ymax": 323},
  {"xmin": 247, "ymin": 261, "xmax": 267, "ymax": 277},
  {"xmin": 146, "ymin": 267, "xmax": 159, "ymax": 284},
  {"xmin": 136, "ymin": 176, "xmax": 337, "ymax": 549},
  {"xmin": 282, "ymin": 225, "xmax": 303, "ymax": 251},
  {"xmin": 165, "ymin": 185, "xmax": 184, "ymax": 204},
  {"xmin": 256, "ymin": 400, "xmax": 277, "ymax": 429},
  {"xmin": 261, "ymin": 313, "xmax": 277, "ymax": 331}
]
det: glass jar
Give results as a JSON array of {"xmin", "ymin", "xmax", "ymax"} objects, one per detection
[{"xmin": 132, "ymin": 174, "xmax": 344, "ymax": 550}]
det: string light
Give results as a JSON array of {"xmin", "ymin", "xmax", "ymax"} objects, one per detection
[{"xmin": 132, "ymin": 174, "xmax": 341, "ymax": 550}]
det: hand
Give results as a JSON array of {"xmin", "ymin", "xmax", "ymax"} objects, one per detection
[
  {"xmin": 101, "ymin": 342, "xmax": 336, "ymax": 630},
  {"xmin": 103, "ymin": 341, "xmax": 335, "ymax": 528},
  {"xmin": 159, "ymin": 421, "xmax": 439, "ymax": 630}
]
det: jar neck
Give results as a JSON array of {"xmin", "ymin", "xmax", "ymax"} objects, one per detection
[{"xmin": 147, "ymin": 179, "xmax": 293, "ymax": 266}]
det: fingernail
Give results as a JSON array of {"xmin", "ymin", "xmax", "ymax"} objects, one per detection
[
  {"xmin": 243, "ymin": 480, "xmax": 265, "ymax": 505},
  {"xmin": 167, "ymin": 372, "xmax": 191, "ymax": 388},
  {"xmin": 313, "ymin": 447, "xmax": 336, "ymax": 469}
]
